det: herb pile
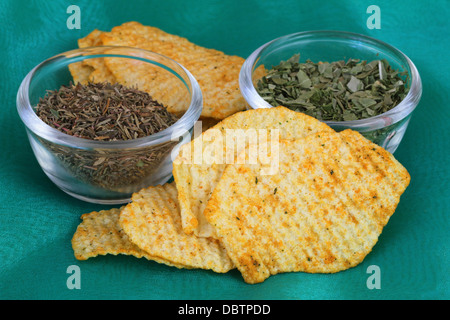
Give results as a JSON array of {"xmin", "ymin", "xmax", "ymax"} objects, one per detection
[
  {"xmin": 256, "ymin": 54, "xmax": 409, "ymax": 121},
  {"xmin": 35, "ymin": 82, "xmax": 178, "ymax": 141},
  {"xmin": 34, "ymin": 82, "xmax": 179, "ymax": 191}
]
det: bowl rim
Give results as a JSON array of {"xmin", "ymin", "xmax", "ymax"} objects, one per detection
[
  {"xmin": 17, "ymin": 46, "xmax": 203, "ymax": 149},
  {"xmin": 239, "ymin": 30, "xmax": 422, "ymax": 130}
]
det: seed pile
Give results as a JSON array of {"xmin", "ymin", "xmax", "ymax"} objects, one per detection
[{"xmin": 35, "ymin": 82, "xmax": 179, "ymax": 141}]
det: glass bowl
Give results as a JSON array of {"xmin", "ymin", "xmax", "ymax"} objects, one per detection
[
  {"xmin": 17, "ymin": 46, "xmax": 202, "ymax": 204},
  {"xmin": 239, "ymin": 31, "xmax": 422, "ymax": 153}
]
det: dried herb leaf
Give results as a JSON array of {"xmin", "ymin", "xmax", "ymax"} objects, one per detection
[{"xmin": 256, "ymin": 54, "xmax": 410, "ymax": 122}]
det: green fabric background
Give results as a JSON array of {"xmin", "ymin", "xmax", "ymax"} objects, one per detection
[{"xmin": 0, "ymin": 0, "xmax": 448, "ymax": 300}]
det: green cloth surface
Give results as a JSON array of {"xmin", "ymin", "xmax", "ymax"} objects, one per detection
[{"xmin": 0, "ymin": 0, "xmax": 448, "ymax": 300}]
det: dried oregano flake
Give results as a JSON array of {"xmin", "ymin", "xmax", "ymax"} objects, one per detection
[{"xmin": 256, "ymin": 54, "xmax": 409, "ymax": 121}]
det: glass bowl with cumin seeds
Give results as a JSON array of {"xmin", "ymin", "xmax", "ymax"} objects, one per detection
[
  {"xmin": 17, "ymin": 46, "xmax": 202, "ymax": 204},
  {"xmin": 240, "ymin": 31, "xmax": 422, "ymax": 153}
]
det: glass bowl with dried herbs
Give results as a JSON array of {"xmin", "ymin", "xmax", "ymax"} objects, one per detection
[
  {"xmin": 240, "ymin": 31, "xmax": 422, "ymax": 153},
  {"xmin": 17, "ymin": 46, "xmax": 202, "ymax": 204}
]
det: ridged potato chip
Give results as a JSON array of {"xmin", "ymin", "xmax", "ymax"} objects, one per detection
[
  {"xmin": 204, "ymin": 130, "xmax": 410, "ymax": 283},
  {"xmin": 68, "ymin": 61, "xmax": 93, "ymax": 85},
  {"xmin": 69, "ymin": 21, "xmax": 249, "ymax": 119},
  {"xmin": 101, "ymin": 21, "xmax": 245, "ymax": 119},
  {"xmin": 71, "ymin": 207, "xmax": 185, "ymax": 268},
  {"xmin": 173, "ymin": 106, "xmax": 335, "ymax": 238},
  {"xmin": 68, "ymin": 29, "xmax": 117, "ymax": 84},
  {"xmin": 119, "ymin": 182, "xmax": 234, "ymax": 273}
]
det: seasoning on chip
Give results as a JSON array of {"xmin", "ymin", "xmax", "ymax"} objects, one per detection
[
  {"xmin": 69, "ymin": 21, "xmax": 248, "ymax": 119},
  {"xmin": 173, "ymin": 106, "xmax": 335, "ymax": 238},
  {"xmin": 71, "ymin": 207, "xmax": 186, "ymax": 268},
  {"xmin": 119, "ymin": 182, "xmax": 235, "ymax": 273},
  {"xmin": 204, "ymin": 130, "xmax": 410, "ymax": 283}
]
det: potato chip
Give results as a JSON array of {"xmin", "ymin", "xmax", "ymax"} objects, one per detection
[
  {"xmin": 71, "ymin": 207, "xmax": 186, "ymax": 268},
  {"xmin": 69, "ymin": 22, "xmax": 248, "ymax": 119},
  {"xmin": 173, "ymin": 106, "xmax": 335, "ymax": 238},
  {"xmin": 101, "ymin": 53, "xmax": 190, "ymax": 117},
  {"xmin": 68, "ymin": 29, "xmax": 102, "ymax": 84},
  {"xmin": 78, "ymin": 29, "xmax": 101, "ymax": 47},
  {"xmin": 204, "ymin": 130, "xmax": 410, "ymax": 283},
  {"xmin": 70, "ymin": 29, "xmax": 117, "ymax": 84},
  {"xmin": 97, "ymin": 21, "xmax": 246, "ymax": 119},
  {"xmin": 68, "ymin": 61, "xmax": 94, "ymax": 84},
  {"xmin": 119, "ymin": 182, "xmax": 234, "ymax": 273}
]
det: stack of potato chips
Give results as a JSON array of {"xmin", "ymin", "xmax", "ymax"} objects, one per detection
[{"xmin": 71, "ymin": 23, "xmax": 410, "ymax": 284}]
